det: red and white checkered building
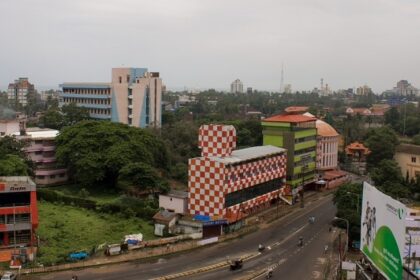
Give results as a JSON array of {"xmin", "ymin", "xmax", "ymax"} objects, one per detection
[{"xmin": 188, "ymin": 125, "xmax": 287, "ymax": 223}]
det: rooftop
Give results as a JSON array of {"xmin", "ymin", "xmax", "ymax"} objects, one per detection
[
  {"xmin": 396, "ymin": 144, "xmax": 420, "ymax": 155},
  {"xmin": 208, "ymin": 145, "xmax": 286, "ymax": 165},
  {"xmin": 163, "ymin": 190, "xmax": 188, "ymax": 199},
  {"xmin": 303, "ymin": 113, "xmax": 339, "ymax": 137},
  {"xmin": 153, "ymin": 210, "xmax": 177, "ymax": 222},
  {"xmin": 284, "ymin": 106, "xmax": 309, "ymax": 114},
  {"xmin": 60, "ymin": 82, "xmax": 111, "ymax": 89},
  {"xmin": 263, "ymin": 114, "xmax": 317, "ymax": 123},
  {"xmin": 13, "ymin": 127, "xmax": 59, "ymax": 139}
]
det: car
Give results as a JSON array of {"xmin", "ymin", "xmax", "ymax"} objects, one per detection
[{"xmin": 1, "ymin": 272, "xmax": 17, "ymax": 280}]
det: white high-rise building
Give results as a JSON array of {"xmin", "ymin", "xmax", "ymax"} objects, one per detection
[{"xmin": 230, "ymin": 79, "xmax": 243, "ymax": 93}]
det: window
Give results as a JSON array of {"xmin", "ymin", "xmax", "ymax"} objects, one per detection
[
  {"xmin": 412, "ymin": 157, "xmax": 417, "ymax": 163},
  {"xmin": 35, "ymin": 151, "xmax": 42, "ymax": 155},
  {"xmin": 50, "ymin": 175, "xmax": 56, "ymax": 179},
  {"xmin": 119, "ymin": 76, "xmax": 122, "ymax": 83},
  {"xmin": 34, "ymin": 140, "xmax": 42, "ymax": 145},
  {"xmin": 37, "ymin": 175, "xmax": 45, "ymax": 179},
  {"xmin": 127, "ymin": 75, "xmax": 130, "ymax": 82},
  {"xmin": 59, "ymin": 173, "xmax": 66, "ymax": 178}
]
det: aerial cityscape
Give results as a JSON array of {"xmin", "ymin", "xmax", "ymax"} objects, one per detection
[{"xmin": 1, "ymin": 1, "xmax": 420, "ymax": 280}]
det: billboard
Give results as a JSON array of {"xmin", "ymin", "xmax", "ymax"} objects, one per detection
[{"xmin": 361, "ymin": 182, "xmax": 406, "ymax": 280}]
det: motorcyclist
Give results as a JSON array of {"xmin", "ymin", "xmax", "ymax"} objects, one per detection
[
  {"xmin": 266, "ymin": 268, "xmax": 273, "ymax": 278},
  {"xmin": 258, "ymin": 244, "xmax": 265, "ymax": 251},
  {"xmin": 298, "ymin": 236, "xmax": 303, "ymax": 246}
]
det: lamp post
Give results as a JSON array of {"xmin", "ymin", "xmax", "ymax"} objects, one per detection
[{"xmin": 333, "ymin": 217, "xmax": 349, "ymax": 258}]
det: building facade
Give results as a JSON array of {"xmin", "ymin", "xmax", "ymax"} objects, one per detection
[
  {"xmin": 159, "ymin": 190, "xmax": 188, "ymax": 214},
  {"xmin": 7, "ymin": 78, "xmax": 35, "ymax": 106},
  {"xmin": 262, "ymin": 113, "xmax": 317, "ymax": 200},
  {"xmin": 395, "ymin": 144, "xmax": 420, "ymax": 181},
  {"xmin": 14, "ymin": 128, "xmax": 67, "ymax": 186},
  {"xmin": 230, "ymin": 79, "xmax": 243, "ymax": 93},
  {"xmin": 0, "ymin": 177, "xmax": 38, "ymax": 263},
  {"xmin": 188, "ymin": 125, "xmax": 287, "ymax": 223},
  {"xmin": 60, "ymin": 68, "xmax": 162, "ymax": 128}
]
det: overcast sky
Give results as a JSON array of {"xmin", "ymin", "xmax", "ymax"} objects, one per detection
[{"xmin": 1, "ymin": 0, "xmax": 419, "ymax": 92}]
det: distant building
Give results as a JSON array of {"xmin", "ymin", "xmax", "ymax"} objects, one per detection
[
  {"xmin": 246, "ymin": 87, "xmax": 253, "ymax": 94},
  {"xmin": 40, "ymin": 90, "xmax": 60, "ymax": 102},
  {"xmin": 7, "ymin": 78, "xmax": 35, "ymax": 106},
  {"xmin": 14, "ymin": 128, "xmax": 67, "ymax": 186},
  {"xmin": 230, "ymin": 79, "xmax": 243, "ymax": 93},
  {"xmin": 383, "ymin": 80, "xmax": 419, "ymax": 97},
  {"xmin": 262, "ymin": 112, "xmax": 317, "ymax": 202},
  {"xmin": 0, "ymin": 177, "xmax": 38, "ymax": 264},
  {"xmin": 60, "ymin": 68, "xmax": 163, "ymax": 128},
  {"xmin": 356, "ymin": 85, "xmax": 373, "ymax": 96},
  {"xmin": 345, "ymin": 142, "xmax": 371, "ymax": 174},
  {"xmin": 284, "ymin": 84, "xmax": 292, "ymax": 94},
  {"xmin": 395, "ymin": 144, "xmax": 420, "ymax": 181},
  {"xmin": 188, "ymin": 125, "xmax": 287, "ymax": 228}
]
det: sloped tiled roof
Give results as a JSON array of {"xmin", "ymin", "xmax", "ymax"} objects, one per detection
[{"xmin": 263, "ymin": 114, "xmax": 317, "ymax": 123}]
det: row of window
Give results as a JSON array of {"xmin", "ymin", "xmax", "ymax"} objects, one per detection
[
  {"xmin": 63, "ymin": 98, "xmax": 110, "ymax": 105},
  {"xmin": 90, "ymin": 109, "xmax": 111, "ymax": 115},
  {"xmin": 295, "ymin": 136, "xmax": 316, "ymax": 143},
  {"xmin": 228, "ymin": 163, "xmax": 281, "ymax": 182},
  {"xmin": 225, "ymin": 178, "xmax": 283, "ymax": 208},
  {"xmin": 36, "ymin": 173, "xmax": 66, "ymax": 180},
  {"xmin": 64, "ymin": 89, "xmax": 110, "ymax": 95},
  {"xmin": 294, "ymin": 147, "xmax": 315, "ymax": 156}
]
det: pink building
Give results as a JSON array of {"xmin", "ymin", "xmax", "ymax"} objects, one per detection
[
  {"xmin": 15, "ymin": 128, "xmax": 67, "ymax": 186},
  {"xmin": 188, "ymin": 125, "xmax": 287, "ymax": 224}
]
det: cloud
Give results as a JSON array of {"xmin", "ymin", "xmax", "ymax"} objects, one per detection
[{"xmin": 0, "ymin": 0, "xmax": 419, "ymax": 92}]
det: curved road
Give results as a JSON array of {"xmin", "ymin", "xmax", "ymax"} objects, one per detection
[{"xmin": 27, "ymin": 194, "xmax": 335, "ymax": 280}]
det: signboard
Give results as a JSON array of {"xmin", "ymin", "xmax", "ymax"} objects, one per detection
[
  {"xmin": 203, "ymin": 220, "xmax": 228, "ymax": 226},
  {"xmin": 361, "ymin": 182, "xmax": 406, "ymax": 280}
]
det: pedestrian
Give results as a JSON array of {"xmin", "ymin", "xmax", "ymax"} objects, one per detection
[{"xmin": 166, "ymin": 243, "xmax": 170, "ymax": 251}]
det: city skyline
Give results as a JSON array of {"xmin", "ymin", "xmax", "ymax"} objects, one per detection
[{"xmin": 1, "ymin": 0, "xmax": 420, "ymax": 92}]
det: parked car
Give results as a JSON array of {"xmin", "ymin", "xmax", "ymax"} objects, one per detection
[
  {"xmin": 69, "ymin": 251, "xmax": 89, "ymax": 261},
  {"xmin": 1, "ymin": 272, "xmax": 17, "ymax": 280}
]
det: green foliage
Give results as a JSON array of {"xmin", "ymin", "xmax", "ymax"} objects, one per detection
[
  {"xmin": 36, "ymin": 201, "xmax": 154, "ymax": 265},
  {"xmin": 61, "ymin": 103, "xmax": 90, "ymax": 126},
  {"xmin": 0, "ymin": 154, "xmax": 28, "ymax": 176},
  {"xmin": 365, "ymin": 126, "xmax": 399, "ymax": 168},
  {"xmin": 412, "ymin": 134, "xmax": 420, "ymax": 145},
  {"xmin": 333, "ymin": 183, "xmax": 362, "ymax": 240},
  {"xmin": 0, "ymin": 136, "xmax": 32, "ymax": 176},
  {"xmin": 40, "ymin": 102, "xmax": 90, "ymax": 130},
  {"xmin": 370, "ymin": 159, "xmax": 404, "ymax": 187},
  {"xmin": 118, "ymin": 162, "xmax": 169, "ymax": 193},
  {"xmin": 56, "ymin": 121, "xmax": 169, "ymax": 188},
  {"xmin": 40, "ymin": 109, "xmax": 63, "ymax": 129}
]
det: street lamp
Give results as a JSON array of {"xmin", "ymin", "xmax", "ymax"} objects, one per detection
[{"xmin": 333, "ymin": 217, "xmax": 349, "ymax": 257}]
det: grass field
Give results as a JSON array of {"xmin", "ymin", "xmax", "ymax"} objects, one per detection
[{"xmin": 36, "ymin": 201, "xmax": 154, "ymax": 265}]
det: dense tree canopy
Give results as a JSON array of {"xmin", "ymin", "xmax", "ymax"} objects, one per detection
[
  {"xmin": 365, "ymin": 126, "xmax": 399, "ymax": 168},
  {"xmin": 0, "ymin": 136, "xmax": 31, "ymax": 176},
  {"xmin": 40, "ymin": 103, "xmax": 90, "ymax": 130},
  {"xmin": 55, "ymin": 121, "xmax": 169, "ymax": 188}
]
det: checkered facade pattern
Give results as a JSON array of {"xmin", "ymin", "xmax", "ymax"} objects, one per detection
[
  {"xmin": 198, "ymin": 124, "xmax": 236, "ymax": 157},
  {"xmin": 188, "ymin": 154, "xmax": 287, "ymax": 221}
]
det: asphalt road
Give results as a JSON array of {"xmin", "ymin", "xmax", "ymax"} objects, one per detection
[{"xmin": 26, "ymin": 193, "xmax": 335, "ymax": 280}]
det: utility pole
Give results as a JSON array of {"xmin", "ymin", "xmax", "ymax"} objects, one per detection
[
  {"xmin": 338, "ymin": 232, "xmax": 342, "ymax": 279},
  {"xmin": 280, "ymin": 62, "xmax": 284, "ymax": 94}
]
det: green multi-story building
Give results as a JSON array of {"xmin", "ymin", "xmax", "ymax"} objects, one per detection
[{"xmin": 262, "ymin": 113, "xmax": 317, "ymax": 199}]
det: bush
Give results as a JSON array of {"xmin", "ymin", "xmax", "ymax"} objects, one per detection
[{"xmin": 37, "ymin": 189, "xmax": 97, "ymax": 210}]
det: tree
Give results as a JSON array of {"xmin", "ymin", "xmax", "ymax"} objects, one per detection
[
  {"xmin": 333, "ymin": 183, "xmax": 362, "ymax": 241},
  {"xmin": 118, "ymin": 162, "xmax": 169, "ymax": 194},
  {"xmin": 61, "ymin": 103, "xmax": 90, "ymax": 126},
  {"xmin": 40, "ymin": 109, "xmax": 63, "ymax": 129},
  {"xmin": 365, "ymin": 126, "xmax": 399, "ymax": 168},
  {"xmin": 413, "ymin": 134, "xmax": 420, "ymax": 145},
  {"xmin": 370, "ymin": 159, "xmax": 404, "ymax": 186},
  {"xmin": 0, "ymin": 155, "xmax": 28, "ymax": 176},
  {"xmin": 55, "ymin": 121, "xmax": 169, "ymax": 188}
]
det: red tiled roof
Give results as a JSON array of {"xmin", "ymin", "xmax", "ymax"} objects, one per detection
[
  {"xmin": 264, "ymin": 114, "xmax": 317, "ymax": 123},
  {"xmin": 284, "ymin": 106, "xmax": 309, "ymax": 113},
  {"xmin": 345, "ymin": 141, "xmax": 371, "ymax": 155}
]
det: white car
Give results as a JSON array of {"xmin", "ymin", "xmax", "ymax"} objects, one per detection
[{"xmin": 1, "ymin": 272, "xmax": 17, "ymax": 280}]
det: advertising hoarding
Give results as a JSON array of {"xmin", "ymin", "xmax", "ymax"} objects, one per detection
[{"xmin": 361, "ymin": 182, "xmax": 406, "ymax": 280}]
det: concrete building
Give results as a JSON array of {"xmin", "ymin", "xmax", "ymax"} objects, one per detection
[
  {"xmin": 395, "ymin": 144, "xmax": 420, "ymax": 181},
  {"xmin": 0, "ymin": 177, "xmax": 38, "ymax": 264},
  {"xmin": 356, "ymin": 85, "xmax": 373, "ymax": 96},
  {"xmin": 60, "ymin": 68, "xmax": 162, "ymax": 128},
  {"xmin": 14, "ymin": 128, "xmax": 67, "ymax": 186},
  {"xmin": 159, "ymin": 190, "xmax": 188, "ymax": 214},
  {"xmin": 188, "ymin": 125, "xmax": 287, "ymax": 227},
  {"xmin": 7, "ymin": 78, "xmax": 35, "ymax": 106},
  {"xmin": 262, "ymin": 112, "xmax": 317, "ymax": 201},
  {"xmin": 230, "ymin": 79, "xmax": 243, "ymax": 93},
  {"xmin": 345, "ymin": 142, "xmax": 371, "ymax": 175}
]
